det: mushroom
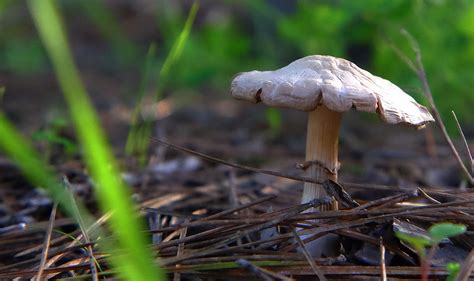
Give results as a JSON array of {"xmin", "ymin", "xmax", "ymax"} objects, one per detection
[{"xmin": 230, "ymin": 55, "xmax": 434, "ymax": 228}]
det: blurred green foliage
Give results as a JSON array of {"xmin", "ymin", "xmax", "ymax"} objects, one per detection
[
  {"xmin": 173, "ymin": 21, "xmax": 252, "ymax": 89},
  {"xmin": 276, "ymin": 0, "xmax": 474, "ymax": 130},
  {"xmin": 3, "ymin": 38, "xmax": 47, "ymax": 74},
  {"xmin": 446, "ymin": 262, "xmax": 461, "ymax": 281},
  {"xmin": 265, "ymin": 107, "xmax": 283, "ymax": 137},
  {"xmin": 32, "ymin": 114, "xmax": 78, "ymax": 158},
  {"xmin": 1, "ymin": 0, "xmax": 473, "ymax": 129},
  {"xmin": 0, "ymin": 86, "xmax": 5, "ymax": 103},
  {"xmin": 75, "ymin": 0, "xmax": 140, "ymax": 65}
]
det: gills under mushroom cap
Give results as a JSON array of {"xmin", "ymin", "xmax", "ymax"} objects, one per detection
[{"xmin": 231, "ymin": 55, "xmax": 434, "ymax": 127}]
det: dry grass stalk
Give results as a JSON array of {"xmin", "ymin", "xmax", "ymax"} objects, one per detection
[
  {"xmin": 452, "ymin": 111, "xmax": 473, "ymax": 174},
  {"xmin": 379, "ymin": 237, "xmax": 387, "ymax": 281},
  {"xmin": 393, "ymin": 30, "xmax": 473, "ymax": 184},
  {"xmin": 36, "ymin": 203, "xmax": 57, "ymax": 280},
  {"xmin": 291, "ymin": 228, "xmax": 327, "ymax": 281}
]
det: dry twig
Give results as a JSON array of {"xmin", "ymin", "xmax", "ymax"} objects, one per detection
[
  {"xmin": 452, "ymin": 110, "xmax": 473, "ymax": 174},
  {"xmin": 173, "ymin": 218, "xmax": 189, "ymax": 281},
  {"xmin": 456, "ymin": 249, "xmax": 474, "ymax": 281},
  {"xmin": 236, "ymin": 259, "xmax": 294, "ymax": 281},
  {"xmin": 153, "ymin": 138, "xmax": 471, "ymax": 195},
  {"xmin": 398, "ymin": 29, "xmax": 473, "ymax": 184},
  {"xmin": 291, "ymin": 228, "xmax": 327, "ymax": 281},
  {"xmin": 379, "ymin": 237, "xmax": 387, "ymax": 281},
  {"xmin": 36, "ymin": 203, "xmax": 57, "ymax": 280}
]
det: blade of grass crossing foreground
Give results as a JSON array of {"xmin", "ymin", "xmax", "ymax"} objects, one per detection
[
  {"xmin": 0, "ymin": 113, "xmax": 100, "ymax": 274},
  {"xmin": 27, "ymin": 1, "xmax": 164, "ymax": 280},
  {"xmin": 126, "ymin": 2, "xmax": 199, "ymax": 158},
  {"xmin": 0, "ymin": 113, "xmax": 84, "ymax": 220}
]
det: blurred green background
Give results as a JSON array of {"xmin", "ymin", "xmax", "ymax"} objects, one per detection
[{"xmin": 1, "ymin": 0, "xmax": 473, "ymax": 132}]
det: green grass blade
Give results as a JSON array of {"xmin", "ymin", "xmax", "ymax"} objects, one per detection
[
  {"xmin": 126, "ymin": 1, "xmax": 199, "ymax": 158},
  {"xmin": 0, "ymin": 112, "xmax": 101, "ymax": 267},
  {"xmin": 27, "ymin": 1, "xmax": 165, "ymax": 280},
  {"xmin": 125, "ymin": 43, "xmax": 157, "ymax": 157},
  {"xmin": 158, "ymin": 1, "xmax": 199, "ymax": 88},
  {"xmin": 0, "ymin": 113, "xmax": 81, "ymax": 219}
]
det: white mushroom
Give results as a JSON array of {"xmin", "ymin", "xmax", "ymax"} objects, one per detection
[{"xmin": 231, "ymin": 55, "xmax": 434, "ymax": 255}]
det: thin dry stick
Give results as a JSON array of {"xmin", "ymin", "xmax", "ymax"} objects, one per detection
[
  {"xmin": 417, "ymin": 187, "xmax": 441, "ymax": 204},
  {"xmin": 43, "ymin": 213, "xmax": 110, "ymax": 270},
  {"xmin": 456, "ymin": 248, "xmax": 474, "ymax": 281},
  {"xmin": 15, "ymin": 228, "xmax": 82, "ymax": 258},
  {"xmin": 150, "ymin": 195, "xmax": 276, "ymax": 233},
  {"xmin": 197, "ymin": 200, "xmax": 327, "ymax": 252},
  {"xmin": 452, "ymin": 111, "xmax": 473, "ymax": 173},
  {"xmin": 173, "ymin": 218, "xmax": 190, "ymax": 281},
  {"xmin": 236, "ymin": 259, "xmax": 273, "ymax": 281},
  {"xmin": 177, "ymin": 254, "xmax": 305, "ymax": 265},
  {"xmin": 228, "ymin": 169, "xmax": 240, "ymax": 207},
  {"xmin": 400, "ymin": 29, "xmax": 473, "ymax": 184},
  {"xmin": 160, "ymin": 200, "xmax": 327, "ymax": 266},
  {"xmin": 236, "ymin": 259, "xmax": 293, "ymax": 281},
  {"xmin": 379, "ymin": 237, "xmax": 387, "ymax": 281},
  {"xmin": 354, "ymin": 190, "xmax": 418, "ymax": 211},
  {"xmin": 0, "ymin": 223, "xmax": 26, "ymax": 235},
  {"xmin": 291, "ymin": 228, "xmax": 327, "ymax": 281},
  {"xmin": 36, "ymin": 203, "xmax": 57, "ymax": 281},
  {"xmin": 152, "ymin": 138, "xmax": 328, "ymax": 185},
  {"xmin": 0, "ymin": 263, "xmax": 92, "ymax": 280},
  {"xmin": 153, "ymin": 138, "xmax": 465, "ymax": 195}
]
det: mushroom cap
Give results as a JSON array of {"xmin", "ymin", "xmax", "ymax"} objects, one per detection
[{"xmin": 231, "ymin": 55, "xmax": 434, "ymax": 127}]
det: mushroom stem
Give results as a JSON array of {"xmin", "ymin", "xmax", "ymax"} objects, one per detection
[{"xmin": 302, "ymin": 105, "xmax": 342, "ymax": 211}]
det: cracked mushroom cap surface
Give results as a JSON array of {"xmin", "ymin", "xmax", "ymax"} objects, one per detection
[{"xmin": 231, "ymin": 55, "xmax": 434, "ymax": 127}]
